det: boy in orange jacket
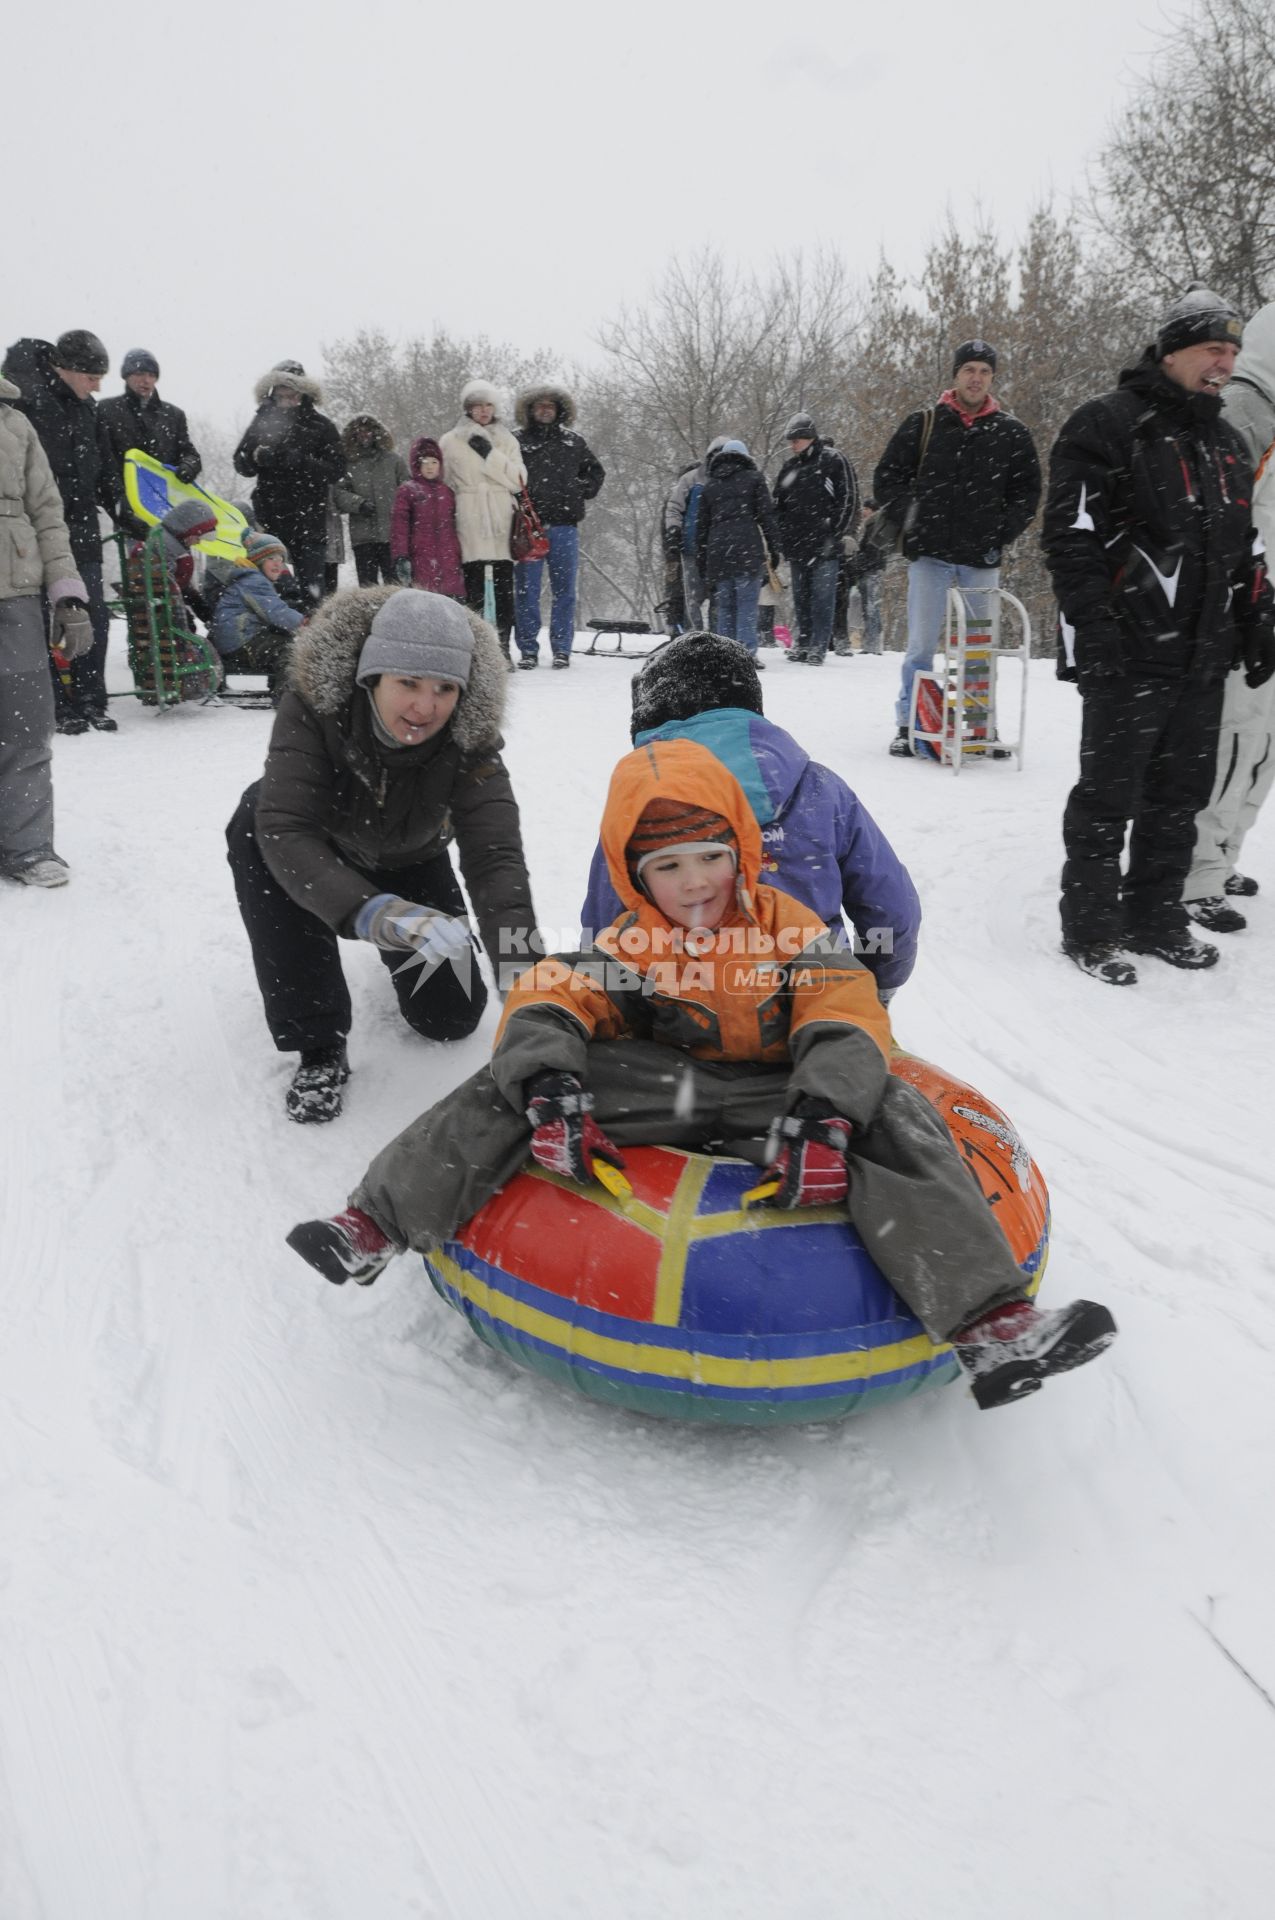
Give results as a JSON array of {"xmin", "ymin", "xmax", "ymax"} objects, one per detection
[{"xmin": 288, "ymin": 740, "xmax": 1115, "ymax": 1408}]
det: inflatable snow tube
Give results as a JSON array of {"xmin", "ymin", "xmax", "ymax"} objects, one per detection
[{"xmin": 424, "ymin": 1053, "xmax": 1049, "ymax": 1426}]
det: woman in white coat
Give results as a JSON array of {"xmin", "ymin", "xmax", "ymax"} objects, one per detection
[{"xmin": 440, "ymin": 380, "xmax": 526, "ymax": 660}]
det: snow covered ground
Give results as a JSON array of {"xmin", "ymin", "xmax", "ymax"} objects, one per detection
[{"xmin": 3, "ymin": 625, "xmax": 1273, "ymax": 1920}]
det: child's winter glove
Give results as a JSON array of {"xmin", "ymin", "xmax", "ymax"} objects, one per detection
[
  {"xmin": 354, "ymin": 894, "xmax": 473, "ymax": 962},
  {"xmin": 759, "ymin": 1096, "xmax": 853, "ymax": 1208},
  {"xmin": 524, "ymin": 1070, "xmax": 626, "ymax": 1187}
]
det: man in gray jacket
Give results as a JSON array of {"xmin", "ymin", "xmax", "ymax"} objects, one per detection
[
  {"xmin": 663, "ymin": 437, "xmax": 726, "ymax": 630},
  {"xmin": 1184, "ymin": 299, "xmax": 1275, "ymax": 931},
  {"xmin": 0, "ymin": 376, "xmax": 94, "ymax": 885}
]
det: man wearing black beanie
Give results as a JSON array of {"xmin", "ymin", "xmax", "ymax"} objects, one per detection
[
  {"xmin": 2, "ymin": 330, "xmax": 118, "ymax": 732},
  {"xmin": 874, "ymin": 340, "xmax": 1041, "ymax": 753},
  {"xmin": 1043, "ymin": 285, "xmax": 1275, "ymax": 984}
]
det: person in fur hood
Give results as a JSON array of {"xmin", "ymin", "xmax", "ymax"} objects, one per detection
[
  {"xmin": 334, "ymin": 415, "xmax": 409, "ymax": 586},
  {"xmin": 225, "ymin": 586, "xmax": 537, "ymax": 1122},
  {"xmin": 512, "ymin": 383, "xmax": 605, "ymax": 668},
  {"xmin": 232, "ymin": 362, "xmax": 346, "ymax": 603},
  {"xmin": 440, "ymin": 380, "xmax": 527, "ymax": 661}
]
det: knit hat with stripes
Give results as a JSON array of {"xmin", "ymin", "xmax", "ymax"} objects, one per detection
[{"xmin": 626, "ymin": 796, "xmax": 738, "ymax": 887}]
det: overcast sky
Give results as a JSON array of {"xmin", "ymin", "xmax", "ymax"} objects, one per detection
[{"xmin": 10, "ymin": 0, "xmax": 1175, "ymax": 433}]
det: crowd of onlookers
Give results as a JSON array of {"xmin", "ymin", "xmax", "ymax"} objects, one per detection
[{"xmin": 3, "ymin": 290, "xmax": 1274, "ymax": 1003}]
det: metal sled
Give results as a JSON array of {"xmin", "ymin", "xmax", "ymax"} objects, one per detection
[
  {"xmin": 113, "ymin": 530, "xmax": 268, "ymax": 711},
  {"xmin": 582, "ymin": 617, "xmax": 663, "ymax": 659},
  {"xmin": 908, "ymin": 586, "xmax": 1031, "ymax": 774}
]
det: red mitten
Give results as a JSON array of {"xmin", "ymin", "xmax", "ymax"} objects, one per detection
[
  {"xmin": 763, "ymin": 1099, "xmax": 853, "ymax": 1208},
  {"xmin": 525, "ymin": 1071, "xmax": 626, "ymax": 1186}
]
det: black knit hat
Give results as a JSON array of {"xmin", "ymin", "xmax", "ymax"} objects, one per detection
[
  {"xmin": 121, "ymin": 348, "xmax": 160, "ymax": 379},
  {"xmin": 1157, "ymin": 285, "xmax": 1244, "ymax": 359},
  {"xmin": 630, "ymin": 632, "xmax": 764, "ymax": 740},
  {"xmin": 784, "ymin": 411, "xmax": 819, "ymax": 441},
  {"xmin": 952, "ymin": 339, "xmax": 997, "ymax": 375},
  {"xmin": 54, "ymin": 330, "xmax": 109, "ymax": 375}
]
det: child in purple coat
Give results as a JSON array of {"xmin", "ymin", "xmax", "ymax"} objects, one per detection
[{"xmin": 390, "ymin": 437, "xmax": 464, "ymax": 598}]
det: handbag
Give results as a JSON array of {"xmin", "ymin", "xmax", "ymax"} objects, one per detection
[
  {"xmin": 510, "ymin": 487, "xmax": 550, "ymax": 563},
  {"xmin": 865, "ymin": 406, "xmax": 936, "ymax": 561}
]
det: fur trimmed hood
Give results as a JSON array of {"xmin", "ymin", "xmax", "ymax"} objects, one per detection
[
  {"xmin": 0, "ymin": 375, "xmax": 19, "ymax": 402},
  {"xmin": 515, "ymin": 383, "xmax": 576, "ymax": 429},
  {"xmin": 341, "ymin": 414, "xmax": 393, "ymax": 455},
  {"xmin": 459, "ymin": 378, "xmax": 504, "ymax": 418},
  {"xmin": 253, "ymin": 363, "xmax": 324, "ymax": 406},
  {"xmin": 289, "ymin": 585, "xmax": 507, "ymax": 752}
]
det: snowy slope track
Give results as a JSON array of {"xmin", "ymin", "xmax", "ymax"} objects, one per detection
[{"xmin": 1, "ymin": 632, "xmax": 1272, "ymax": 1919}]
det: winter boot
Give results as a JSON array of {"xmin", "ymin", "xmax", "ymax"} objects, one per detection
[
  {"xmin": 787, "ymin": 647, "xmax": 811, "ymax": 664},
  {"xmin": 1062, "ymin": 942, "xmax": 1137, "ymax": 985},
  {"xmin": 517, "ymin": 654, "xmax": 539, "ymax": 671},
  {"xmin": 286, "ymin": 1205, "xmax": 395, "ymax": 1285},
  {"xmin": 888, "ymin": 726, "xmax": 913, "ymax": 758},
  {"xmin": 953, "ymin": 1298, "xmax": 1118, "ymax": 1410},
  {"xmin": 56, "ymin": 712, "xmax": 90, "ymax": 736},
  {"xmin": 1225, "ymin": 872, "xmax": 1258, "ymax": 897},
  {"xmin": 1187, "ymin": 895, "xmax": 1246, "ymax": 933},
  {"xmin": 1, "ymin": 849, "xmax": 70, "ymax": 888},
  {"xmin": 551, "ymin": 654, "xmax": 571, "ymax": 670},
  {"xmin": 285, "ymin": 1043, "xmax": 350, "ymax": 1123},
  {"xmin": 1125, "ymin": 928, "xmax": 1220, "ymax": 969},
  {"xmin": 86, "ymin": 708, "xmax": 118, "ymax": 732}
]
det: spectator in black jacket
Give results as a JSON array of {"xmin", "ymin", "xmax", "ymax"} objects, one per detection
[
  {"xmin": 1043, "ymin": 287, "xmax": 1275, "ymax": 984},
  {"xmin": 96, "ymin": 349, "xmax": 202, "ymax": 535},
  {"xmin": 2, "ymin": 331, "xmax": 118, "ymax": 733},
  {"xmin": 512, "ymin": 384, "xmax": 605, "ymax": 668},
  {"xmin": 773, "ymin": 413, "xmax": 858, "ymax": 663},
  {"xmin": 233, "ymin": 362, "xmax": 346, "ymax": 604},
  {"xmin": 875, "ymin": 341, "xmax": 1040, "ymax": 752},
  {"xmin": 695, "ymin": 440, "xmax": 782, "ymax": 659}
]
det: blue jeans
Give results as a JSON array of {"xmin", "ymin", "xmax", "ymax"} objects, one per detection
[
  {"xmin": 791, "ymin": 555, "xmax": 840, "ymax": 659},
  {"xmin": 854, "ymin": 570, "xmax": 884, "ymax": 652},
  {"xmin": 896, "ymin": 556, "xmax": 999, "ymax": 726},
  {"xmin": 514, "ymin": 523, "xmax": 579, "ymax": 658},
  {"xmin": 709, "ymin": 575, "xmax": 761, "ymax": 653}
]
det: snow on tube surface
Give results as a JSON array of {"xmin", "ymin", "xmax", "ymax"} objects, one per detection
[{"xmin": 423, "ymin": 1052, "xmax": 1049, "ymax": 1425}]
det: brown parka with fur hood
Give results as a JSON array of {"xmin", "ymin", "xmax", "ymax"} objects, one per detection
[{"xmin": 253, "ymin": 586, "xmax": 535, "ymax": 963}]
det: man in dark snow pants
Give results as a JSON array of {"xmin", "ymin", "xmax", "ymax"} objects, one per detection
[{"xmin": 1043, "ymin": 286, "xmax": 1275, "ymax": 985}]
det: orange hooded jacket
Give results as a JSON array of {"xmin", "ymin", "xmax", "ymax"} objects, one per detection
[{"xmin": 491, "ymin": 740, "xmax": 892, "ymax": 1108}]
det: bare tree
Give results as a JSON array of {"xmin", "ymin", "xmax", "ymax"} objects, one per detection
[
  {"xmin": 1087, "ymin": 0, "xmax": 1275, "ymax": 310},
  {"xmin": 322, "ymin": 327, "xmax": 556, "ymax": 450}
]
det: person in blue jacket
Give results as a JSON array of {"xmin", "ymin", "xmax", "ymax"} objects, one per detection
[
  {"xmin": 210, "ymin": 530, "xmax": 307, "ymax": 696},
  {"xmin": 579, "ymin": 632, "xmax": 921, "ymax": 998}
]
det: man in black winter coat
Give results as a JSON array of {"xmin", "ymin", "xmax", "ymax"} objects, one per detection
[
  {"xmin": 512, "ymin": 384, "xmax": 605, "ymax": 667},
  {"xmin": 97, "ymin": 348, "xmax": 202, "ymax": 536},
  {"xmin": 773, "ymin": 413, "xmax": 858, "ymax": 663},
  {"xmin": 875, "ymin": 342, "xmax": 1040, "ymax": 751},
  {"xmin": 2, "ymin": 331, "xmax": 118, "ymax": 733},
  {"xmin": 695, "ymin": 440, "xmax": 782, "ymax": 657},
  {"xmin": 233, "ymin": 362, "xmax": 346, "ymax": 603},
  {"xmin": 1043, "ymin": 287, "xmax": 1275, "ymax": 984}
]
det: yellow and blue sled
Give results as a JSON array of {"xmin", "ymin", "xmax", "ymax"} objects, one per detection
[{"xmin": 122, "ymin": 450, "xmax": 249, "ymax": 562}]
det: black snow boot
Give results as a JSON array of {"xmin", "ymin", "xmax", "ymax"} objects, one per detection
[
  {"xmin": 1063, "ymin": 942, "xmax": 1138, "ymax": 985},
  {"xmin": 1187, "ymin": 895, "xmax": 1246, "ymax": 933},
  {"xmin": 1125, "ymin": 929, "xmax": 1220, "ymax": 970},
  {"xmin": 954, "ymin": 1298, "xmax": 1118, "ymax": 1410},
  {"xmin": 1225, "ymin": 872, "xmax": 1258, "ymax": 897},
  {"xmin": 286, "ymin": 1206, "xmax": 395, "ymax": 1285},
  {"xmin": 888, "ymin": 726, "xmax": 913, "ymax": 757},
  {"xmin": 285, "ymin": 1043, "xmax": 350, "ymax": 1123}
]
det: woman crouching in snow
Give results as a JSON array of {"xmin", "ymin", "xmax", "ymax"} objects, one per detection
[{"xmin": 225, "ymin": 587, "xmax": 536, "ymax": 1122}]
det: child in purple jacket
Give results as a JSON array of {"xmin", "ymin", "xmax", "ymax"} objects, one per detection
[
  {"xmin": 580, "ymin": 633, "xmax": 922, "ymax": 999},
  {"xmin": 390, "ymin": 437, "xmax": 464, "ymax": 599}
]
